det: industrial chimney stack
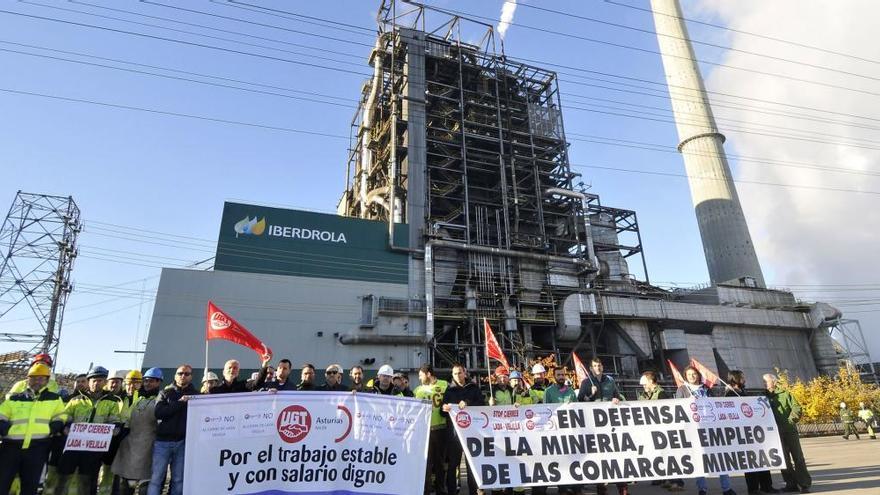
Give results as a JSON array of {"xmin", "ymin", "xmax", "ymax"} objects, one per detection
[{"xmin": 650, "ymin": 0, "xmax": 765, "ymax": 288}]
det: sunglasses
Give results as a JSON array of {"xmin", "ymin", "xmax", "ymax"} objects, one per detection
[
  {"xmin": 325, "ymin": 370, "xmax": 339, "ymax": 375},
  {"xmin": 176, "ymin": 371, "xmax": 192, "ymax": 376}
]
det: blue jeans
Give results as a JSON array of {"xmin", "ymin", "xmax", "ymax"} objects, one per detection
[
  {"xmin": 696, "ymin": 474, "xmax": 731, "ymax": 492},
  {"xmin": 147, "ymin": 440, "xmax": 185, "ymax": 495}
]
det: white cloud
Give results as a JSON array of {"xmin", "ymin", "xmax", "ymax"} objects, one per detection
[
  {"xmin": 697, "ymin": 0, "xmax": 880, "ymax": 361},
  {"xmin": 497, "ymin": 0, "xmax": 517, "ymax": 40}
]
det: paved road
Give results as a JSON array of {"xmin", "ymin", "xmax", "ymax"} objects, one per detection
[
  {"xmin": 457, "ymin": 435, "xmax": 880, "ymax": 494},
  {"xmin": 596, "ymin": 436, "xmax": 879, "ymax": 494}
]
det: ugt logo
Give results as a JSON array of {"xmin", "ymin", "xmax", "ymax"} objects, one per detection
[{"xmin": 277, "ymin": 405, "xmax": 311, "ymax": 443}]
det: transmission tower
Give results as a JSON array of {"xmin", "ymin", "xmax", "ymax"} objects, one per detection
[{"xmin": 0, "ymin": 191, "xmax": 81, "ymax": 366}]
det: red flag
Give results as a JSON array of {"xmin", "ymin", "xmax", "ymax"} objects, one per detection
[
  {"xmin": 572, "ymin": 353, "xmax": 589, "ymax": 387},
  {"xmin": 667, "ymin": 359, "xmax": 684, "ymax": 388},
  {"xmin": 206, "ymin": 301, "xmax": 272, "ymax": 361},
  {"xmin": 483, "ymin": 319, "xmax": 510, "ymax": 370},
  {"xmin": 690, "ymin": 358, "xmax": 720, "ymax": 388}
]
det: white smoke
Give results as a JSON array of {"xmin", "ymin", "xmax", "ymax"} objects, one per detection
[
  {"xmin": 497, "ymin": 0, "xmax": 517, "ymax": 40},
  {"xmin": 695, "ymin": 0, "xmax": 880, "ymax": 360}
]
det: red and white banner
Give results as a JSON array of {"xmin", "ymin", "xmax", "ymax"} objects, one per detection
[
  {"xmin": 206, "ymin": 301, "xmax": 272, "ymax": 360},
  {"xmin": 691, "ymin": 358, "xmax": 721, "ymax": 388},
  {"xmin": 64, "ymin": 423, "xmax": 114, "ymax": 452},
  {"xmin": 571, "ymin": 353, "xmax": 589, "ymax": 388},
  {"xmin": 484, "ymin": 319, "xmax": 510, "ymax": 370},
  {"xmin": 450, "ymin": 397, "xmax": 784, "ymax": 489},
  {"xmin": 184, "ymin": 392, "xmax": 431, "ymax": 495},
  {"xmin": 668, "ymin": 360, "xmax": 685, "ymax": 388}
]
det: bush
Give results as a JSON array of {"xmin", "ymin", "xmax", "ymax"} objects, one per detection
[{"xmin": 779, "ymin": 366, "xmax": 880, "ymax": 423}]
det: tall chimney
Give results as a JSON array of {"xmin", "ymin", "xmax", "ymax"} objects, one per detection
[{"xmin": 650, "ymin": 0, "xmax": 765, "ymax": 288}]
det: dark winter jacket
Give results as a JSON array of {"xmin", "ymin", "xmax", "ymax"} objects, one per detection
[
  {"xmin": 578, "ymin": 373, "xmax": 625, "ymax": 402},
  {"xmin": 319, "ymin": 383, "xmax": 350, "ymax": 392},
  {"xmin": 154, "ymin": 383, "xmax": 198, "ymax": 442},
  {"xmin": 210, "ymin": 367, "xmax": 268, "ymax": 394},
  {"xmin": 441, "ymin": 381, "xmax": 484, "ymax": 420}
]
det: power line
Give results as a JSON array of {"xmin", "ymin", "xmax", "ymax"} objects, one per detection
[
  {"xmin": 0, "ymin": 86, "xmax": 350, "ymax": 139},
  {"xmin": 514, "ymin": 1, "xmax": 880, "ymax": 85},
  {"xmin": 0, "ymin": 9, "xmax": 371, "ymax": 76},
  {"xmin": 418, "ymin": 4, "xmax": 880, "ymax": 99},
  {"xmin": 602, "ymin": 0, "xmax": 880, "ymax": 67},
  {"xmin": 0, "ymin": 46, "xmax": 357, "ymax": 109}
]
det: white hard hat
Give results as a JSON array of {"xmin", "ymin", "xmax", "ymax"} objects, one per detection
[
  {"xmin": 531, "ymin": 364, "xmax": 546, "ymax": 374},
  {"xmin": 840, "ymin": 402, "xmax": 846, "ymax": 408},
  {"xmin": 325, "ymin": 364, "xmax": 343, "ymax": 374},
  {"xmin": 377, "ymin": 364, "xmax": 394, "ymax": 377},
  {"xmin": 109, "ymin": 369, "xmax": 129, "ymax": 380},
  {"xmin": 202, "ymin": 371, "xmax": 219, "ymax": 382}
]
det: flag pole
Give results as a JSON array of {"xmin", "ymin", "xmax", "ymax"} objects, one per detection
[
  {"xmin": 205, "ymin": 339, "xmax": 209, "ymax": 377},
  {"xmin": 484, "ymin": 318, "xmax": 494, "ymax": 401}
]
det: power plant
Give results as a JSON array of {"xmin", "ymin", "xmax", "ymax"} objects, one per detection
[{"xmin": 140, "ymin": 0, "xmax": 870, "ymax": 385}]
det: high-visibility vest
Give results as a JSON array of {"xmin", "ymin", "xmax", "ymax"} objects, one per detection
[
  {"xmin": 0, "ymin": 386, "xmax": 67, "ymax": 448},
  {"xmin": 64, "ymin": 391, "xmax": 124, "ymax": 425},
  {"xmin": 4, "ymin": 376, "xmax": 59, "ymax": 399}
]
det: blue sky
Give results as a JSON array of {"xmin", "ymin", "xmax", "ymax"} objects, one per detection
[{"xmin": 2, "ymin": 0, "xmax": 876, "ymax": 373}]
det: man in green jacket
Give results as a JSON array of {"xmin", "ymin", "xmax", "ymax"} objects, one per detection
[
  {"xmin": 839, "ymin": 402, "xmax": 859, "ymax": 440},
  {"xmin": 764, "ymin": 373, "xmax": 811, "ymax": 494}
]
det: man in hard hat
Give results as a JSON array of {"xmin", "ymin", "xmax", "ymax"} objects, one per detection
[
  {"xmin": 4, "ymin": 353, "xmax": 59, "ymax": 398},
  {"xmin": 529, "ymin": 363, "xmax": 548, "ymax": 402},
  {"xmin": 840, "ymin": 402, "xmax": 859, "ymax": 440},
  {"xmin": 56, "ymin": 365, "xmax": 125, "ymax": 495},
  {"xmin": 97, "ymin": 371, "xmax": 143, "ymax": 494},
  {"xmin": 200, "ymin": 371, "xmax": 219, "ymax": 394},
  {"xmin": 149, "ymin": 364, "xmax": 197, "ymax": 495},
  {"xmin": 369, "ymin": 365, "xmax": 402, "ymax": 395},
  {"xmin": 106, "ymin": 370, "xmax": 128, "ymax": 397},
  {"xmin": 0, "ymin": 363, "xmax": 67, "ymax": 495},
  {"xmin": 321, "ymin": 364, "xmax": 349, "ymax": 392},
  {"xmin": 857, "ymin": 402, "xmax": 877, "ymax": 439},
  {"xmin": 488, "ymin": 366, "xmax": 512, "ymax": 406},
  {"xmin": 414, "ymin": 364, "xmax": 449, "ymax": 495},
  {"xmin": 113, "ymin": 368, "xmax": 163, "ymax": 495}
]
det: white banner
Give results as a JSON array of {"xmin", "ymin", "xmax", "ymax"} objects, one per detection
[
  {"xmin": 63, "ymin": 422, "xmax": 114, "ymax": 452},
  {"xmin": 184, "ymin": 391, "xmax": 431, "ymax": 495},
  {"xmin": 450, "ymin": 397, "xmax": 785, "ymax": 489}
]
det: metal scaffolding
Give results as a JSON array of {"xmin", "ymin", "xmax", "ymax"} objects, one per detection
[
  {"xmin": 0, "ymin": 191, "xmax": 81, "ymax": 366},
  {"xmin": 339, "ymin": 1, "xmax": 597, "ymax": 370}
]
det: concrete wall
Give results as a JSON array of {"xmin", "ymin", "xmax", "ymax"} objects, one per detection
[
  {"xmin": 712, "ymin": 325, "xmax": 817, "ymax": 384},
  {"xmin": 143, "ymin": 268, "xmax": 420, "ymax": 373}
]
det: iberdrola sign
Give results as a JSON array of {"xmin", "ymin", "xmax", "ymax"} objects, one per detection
[
  {"xmin": 215, "ymin": 202, "xmax": 409, "ymax": 284},
  {"xmin": 233, "ymin": 216, "xmax": 347, "ymax": 243}
]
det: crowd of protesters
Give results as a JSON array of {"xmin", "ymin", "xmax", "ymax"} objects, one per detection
[{"xmin": 1, "ymin": 353, "xmax": 878, "ymax": 495}]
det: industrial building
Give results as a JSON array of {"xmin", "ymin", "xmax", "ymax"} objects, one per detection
[{"xmin": 143, "ymin": 0, "xmax": 858, "ymax": 385}]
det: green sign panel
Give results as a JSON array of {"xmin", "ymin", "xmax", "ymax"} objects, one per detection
[{"xmin": 215, "ymin": 202, "xmax": 409, "ymax": 284}]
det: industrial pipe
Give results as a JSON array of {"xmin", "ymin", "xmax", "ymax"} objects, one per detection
[
  {"xmin": 359, "ymin": 36, "xmax": 385, "ymax": 216},
  {"xmin": 427, "ymin": 240, "xmax": 595, "ymax": 268},
  {"xmin": 338, "ymin": 334, "xmax": 430, "ymax": 345}
]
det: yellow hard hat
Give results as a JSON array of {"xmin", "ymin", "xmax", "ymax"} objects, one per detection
[
  {"xmin": 28, "ymin": 363, "xmax": 51, "ymax": 377},
  {"xmin": 125, "ymin": 370, "xmax": 143, "ymax": 382}
]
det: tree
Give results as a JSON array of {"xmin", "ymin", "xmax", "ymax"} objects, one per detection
[{"xmin": 779, "ymin": 366, "xmax": 880, "ymax": 423}]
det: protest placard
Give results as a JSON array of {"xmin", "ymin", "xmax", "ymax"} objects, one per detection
[
  {"xmin": 63, "ymin": 422, "xmax": 114, "ymax": 452},
  {"xmin": 449, "ymin": 397, "xmax": 784, "ymax": 489},
  {"xmin": 184, "ymin": 391, "xmax": 431, "ymax": 495}
]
